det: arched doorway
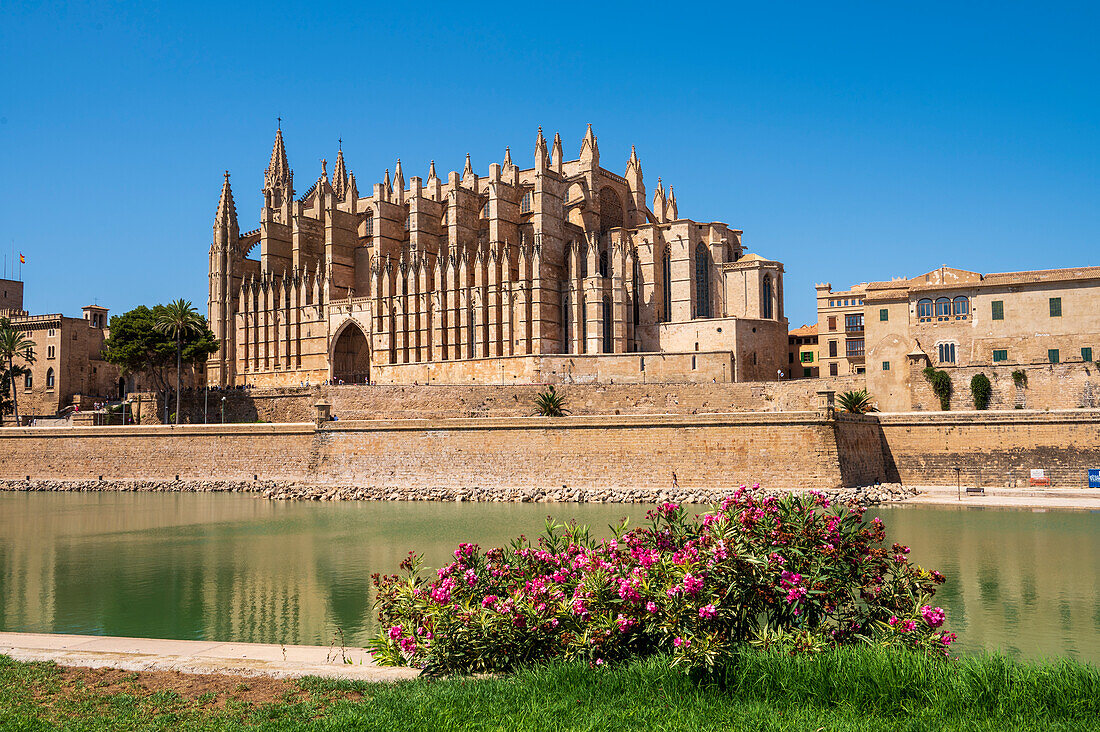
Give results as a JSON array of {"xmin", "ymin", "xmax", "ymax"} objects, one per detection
[
  {"xmin": 332, "ymin": 321, "xmax": 371, "ymax": 384},
  {"xmin": 117, "ymin": 377, "xmax": 126, "ymax": 400}
]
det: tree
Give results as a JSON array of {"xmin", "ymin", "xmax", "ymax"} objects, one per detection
[
  {"xmin": 103, "ymin": 304, "xmax": 218, "ymax": 424},
  {"xmin": 0, "ymin": 318, "xmax": 36, "ymax": 425},
  {"xmin": 836, "ymin": 389, "xmax": 879, "ymax": 414},
  {"xmin": 155, "ymin": 300, "xmax": 207, "ymax": 425},
  {"xmin": 533, "ymin": 385, "xmax": 569, "ymax": 417}
]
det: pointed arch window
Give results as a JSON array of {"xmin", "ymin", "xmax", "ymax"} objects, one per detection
[
  {"xmin": 695, "ymin": 243, "xmax": 711, "ymax": 319},
  {"xmin": 364, "ymin": 211, "xmax": 374, "ymax": 238},
  {"xmin": 632, "ymin": 256, "xmax": 641, "ymax": 331},
  {"xmin": 45, "ymin": 368, "xmax": 55, "ymax": 389},
  {"xmin": 520, "ymin": 192, "xmax": 532, "ymax": 214},
  {"xmin": 661, "ymin": 248, "xmax": 672, "ymax": 322},
  {"xmin": 602, "ymin": 296, "xmax": 612, "ymax": 353},
  {"xmin": 762, "ymin": 275, "xmax": 774, "ymax": 319}
]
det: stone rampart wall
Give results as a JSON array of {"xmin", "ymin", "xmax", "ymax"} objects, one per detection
[
  {"xmin": 877, "ymin": 409, "xmax": 1100, "ymax": 488},
  {"xmin": 0, "ymin": 413, "xmax": 867, "ymax": 492},
  {"xmin": 907, "ymin": 362, "xmax": 1100, "ymax": 412},
  {"xmin": 133, "ymin": 376, "xmax": 867, "ymax": 425}
]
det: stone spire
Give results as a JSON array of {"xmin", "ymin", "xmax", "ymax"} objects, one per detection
[
  {"xmin": 551, "ymin": 132, "xmax": 563, "ymax": 172},
  {"xmin": 333, "ymin": 147, "xmax": 349, "ymax": 198},
  {"xmin": 653, "ymin": 177, "xmax": 666, "ymax": 223},
  {"xmin": 534, "ymin": 126, "xmax": 549, "ymax": 172},
  {"xmin": 579, "ymin": 123, "xmax": 599, "ymax": 168},
  {"xmin": 265, "ymin": 125, "xmax": 291, "ymax": 187},
  {"xmin": 383, "ymin": 168, "xmax": 392, "ymax": 196},
  {"xmin": 666, "ymin": 185, "xmax": 677, "ymax": 221},
  {"xmin": 502, "ymin": 146, "xmax": 513, "ymax": 171},
  {"xmin": 627, "ymin": 145, "xmax": 640, "ymax": 174},
  {"xmin": 393, "ymin": 158, "xmax": 405, "ymax": 193},
  {"xmin": 428, "ymin": 159, "xmax": 438, "ymax": 182},
  {"xmin": 462, "ymin": 152, "xmax": 474, "ymax": 179},
  {"xmin": 215, "ymin": 171, "xmax": 237, "ymax": 230}
]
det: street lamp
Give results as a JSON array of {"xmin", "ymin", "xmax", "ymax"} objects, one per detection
[{"xmin": 221, "ymin": 396, "xmax": 226, "ymax": 424}]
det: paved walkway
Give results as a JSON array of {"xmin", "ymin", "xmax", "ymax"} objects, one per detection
[
  {"xmin": 898, "ymin": 486, "xmax": 1100, "ymax": 511},
  {"xmin": 0, "ymin": 632, "xmax": 420, "ymax": 681}
]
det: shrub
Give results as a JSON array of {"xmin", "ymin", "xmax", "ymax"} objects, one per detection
[
  {"xmin": 368, "ymin": 488, "xmax": 953, "ymax": 675},
  {"xmin": 836, "ymin": 389, "xmax": 879, "ymax": 414},
  {"xmin": 970, "ymin": 373, "xmax": 992, "ymax": 410},
  {"xmin": 922, "ymin": 367, "xmax": 952, "ymax": 411},
  {"xmin": 1012, "ymin": 369, "xmax": 1028, "ymax": 388},
  {"xmin": 533, "ymin": 385, "xmax": 568, "ymax": 417}
]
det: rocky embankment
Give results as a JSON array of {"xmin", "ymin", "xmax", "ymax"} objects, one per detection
[{"xmin": 0, "ymin": 479, "xmax": 918, "ymax": 506}]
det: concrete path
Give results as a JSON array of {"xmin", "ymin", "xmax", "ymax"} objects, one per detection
[
  {"xmin": 0, "ymin": 632, "xmax": 420, "ymax": 681},
  {"xmin": 896, "ymin": 486, "xmax": 1100, "ymax": 511}
]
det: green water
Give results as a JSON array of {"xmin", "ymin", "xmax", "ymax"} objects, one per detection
[{"xmin": 1, "ymin": 493, "xmax": 1098, "ymax": 663}]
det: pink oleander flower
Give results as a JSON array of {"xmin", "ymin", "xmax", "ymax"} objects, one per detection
[
  {"xmin": 682, "ymin": 573, "xmax": 704, "ymax": 596},
  {"xmin": 699, "ymin": 604, "xmax": 717, "ymax": 619},
  {"xmin": 388, "ymin": 624, "xmax": 403, "ymax": 640},
  {"xmin": 941, "ymin": 632, "xmax": 957, "ymax": 646},
  {"xmin": 902, "ymin": 620, "xmax": 916, "ymax": 633},
  {"xmin": 888, "ymin": 616, "xmax": 898, "ymax": 626},
  {"xmin": 920, "ymin": 605, "xmax": 946, "ymax": 629},
  {"xmin": 673, "ymin": 636, "xmax": 690, "ymax": 648}
]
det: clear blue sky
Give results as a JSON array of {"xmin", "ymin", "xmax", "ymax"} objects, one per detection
[{"xmin": 1, "ymin": 2, "xmax": 1097, "ymax": 327}]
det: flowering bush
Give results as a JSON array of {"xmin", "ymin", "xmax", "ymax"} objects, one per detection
[{"xmin": 368, "ymin": 486, "xmax": 953, "ymax": 675}]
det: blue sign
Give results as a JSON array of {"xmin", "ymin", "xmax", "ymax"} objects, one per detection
[{"xmin": 1090, "ymin": 469, "xmax": 1100, "ymax": 489}]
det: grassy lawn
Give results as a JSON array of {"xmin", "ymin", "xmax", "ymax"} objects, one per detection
[{"xmin": 3, "ymin": 648, "xmax": 1099, "ymax": 731}]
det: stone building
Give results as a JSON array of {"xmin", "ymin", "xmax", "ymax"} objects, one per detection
[
  {"xmin": 786, "ymin": 324, "xmax": 818, "ymax": 379},
  {"xmin": 815, "ymin": 283, "xmax": 868, "ymax": 377},
  {"xmin": 207, "ymin": 126, "xmax": 788, "ymax": 388},
  {"xmin": 826, "ymin": 265, "xmax": 1100, "ymax": 411},
  {"xmin": 2, "ymin": 284, "xmax": 121, "ymax": 420}
]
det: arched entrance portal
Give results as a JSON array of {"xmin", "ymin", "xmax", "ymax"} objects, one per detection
[{"xmin": 332, "ymin": 322, "xmax": 370, "ymax": 384}]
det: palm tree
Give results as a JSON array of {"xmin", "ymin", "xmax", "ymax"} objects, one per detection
[
  {"xmin": 0, "ymin": 318, "xmax": 36, "ymax": 426},
  {"xmin": 836, "ymin": 389, "xmax": 880, "ymax": 414},
  {"xmin": 154, "ymin": 300, "xmax": 204, "ymax": 425}
]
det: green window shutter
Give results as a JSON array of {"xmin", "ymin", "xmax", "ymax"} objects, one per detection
[
  {"xmin": 879, "ymin": 308, "xmax": 889, "ymax": 322},
  {"xmin": 1049, "ymin": 297, "xmax": 1062, "ymax": 317},
  {"xmin": 1083, "ymin": 347, "xmax": 1093, "ymax": 362},
  {"xmin": 991, "ymin": 300, "xmax": 1004, "ymax": 320},
  {"xmin": 1049, "ymin": 349, "xmax": 1060, "ymax": 364},
  {"xmin": 992, "ymin": 349, "xmax": 1008, "ymax": 363},
  {"xmin": 802, "ymin": 367, "xmax": 812, "ymax": 377},
  {"xmin": 882, "ymin": 361, "xmax": 890, "ymax": 371}
]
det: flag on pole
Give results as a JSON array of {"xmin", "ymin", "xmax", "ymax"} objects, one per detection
[{"xmin": 19, "ymin": 254, "xmax": 24, "ymax": 264}]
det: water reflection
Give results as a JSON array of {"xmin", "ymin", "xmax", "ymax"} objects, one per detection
[{"xmin": 1, "ymin": 494, "xmax": 1098, "ymax": 662}]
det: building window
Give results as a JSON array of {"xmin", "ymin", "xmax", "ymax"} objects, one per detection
[
  {"xmin": 828, "ymin": 340, "xmax": 838, "ymax": 358},
  {"xmin": 917, "ymin": 298, "xmax": 933, "ymax": 321},
  {"xmin": 24, "ymin": 373, "xmax": 32, "ymax": 389},
  {"xmin": 45, "ymin": 368, "xmax": 55, "ymax": 389},
  {"xmin": 802, "ymin": 367, "xmax": 812, "ymax": 377},
  {"xmin": 48, "ymin": 328, "xmax": 56, "ymax": 337},
  {"xmin": 1083, "ymin": 347, "xmax": 1093, "ymax": 362},
  {"xmin": 404, "ymin": 214, "xmax": 410, "ymax": 230},
  {"xmin": 694, "ymin": 243, "xmax": 711, "ymax": 318},
  {"xmin": 829, "ymin": 362, "xmax": 838, "ymax": 376},
  {"xmin": 879, "ymin": 308, "xmax": 888, "ymax": 322},
  {"xmin": 937, "ymin": 342, "xmax": 956, "ymax": 364},
  {"xmin": 952, "ymin": 296, "xmax": 969, "ymax": 318},
  {"xmin": 788, "ymin": 352, "xmax": 794, "ymax": 364},
  {"xmin": 827, "ymin": 316, "xmax": 837, "ymax": 331},
  {"xmin": 991, "ymin": 300, "xmax": 1003, "ymax": 320},
  {"xmin": 660, "ymin": 248, "xmax": 672, "ymax": 322},
  {"xmin": 800, "ymin": 351, "xmax": 814, "ymax": 363},
  {"xmin": 935, "ymin": 297, "xmax": 951, "ymax": 320},
  {"xmin": 47, "ymin": 345, "xmax": 55, "ymax": 359},
  {"xmin": 1049, "ymin": 349, "xmax": 1060, "ymax": 364},
  {"xmin": 993, "ymin": 349, "xmax": 1008, "ymax": 363},
  {"xmin": 599, "ymin": 249, "xmax": 609, "ymax": 278},
  {"xmin": 844, "ymin": 313, "xmax": 864, "ymax": 332},
  {"xmin": 762, "ymin": 275, "xmax": 773, "ymax": 319},
  {"xmin": 846, "ymin": 338, "xmax": 865, "ymax": 358},
  {"xmin": 602, "ymin": 297, "xmax": 612, "ymax": 352},
  {"xmin": 364, "ymin": 212, "xmax": 374, "ymax": 237},
  {"xmin": 520, "ymin": 192, "xmax": 532, "ymax": 214},
  {"xmin": 882, "ymin": 361, "xmax": 890, "ymax": 371},
  {"xmin": 1049, "ymin": 297, "xmax": 1062, "ymax": 317}
]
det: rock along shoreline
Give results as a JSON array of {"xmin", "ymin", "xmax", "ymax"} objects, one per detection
[{"xmin": 0, "ymin": 479, "xmax": 918, "ymax": 507}]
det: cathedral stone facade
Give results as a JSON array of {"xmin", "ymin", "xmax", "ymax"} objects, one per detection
[{"xmin": 207, "ymin": 126, "xmax": 788, "ymax": 388}]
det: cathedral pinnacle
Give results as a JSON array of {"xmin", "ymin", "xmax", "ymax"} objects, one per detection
[
  {"xmin": 333, "ymin": 148, "xmax": 349, "ymax": 197},
  {"xmin": 503, "ymin": 146, "xmax": 512, "ymax": 169},
  {"xmin": 551, "ymin": 132, "xmax": 563, "ymax": 170},
  {"xmin": 266, "ymin": 125, "xmax": 291, "ymax": 187},
  {"xmin": 463, "ymin": 153, "xmax": 474, "ymax": 179},
  {"xmin": 580, "ymin": 123, "xmax": 598, "ymax": 156},
  {"xmin": 215, "ymin": 171, "xmax": 237, "ymax": 230},
  {"xmin": 428, "ymin": 159, "xmax": 438, "ymax": 181}
]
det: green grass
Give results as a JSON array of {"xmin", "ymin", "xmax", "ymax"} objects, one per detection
[{"xmin": 3, "ymin": 648, "xmax": 1100, "ymax": 731}]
